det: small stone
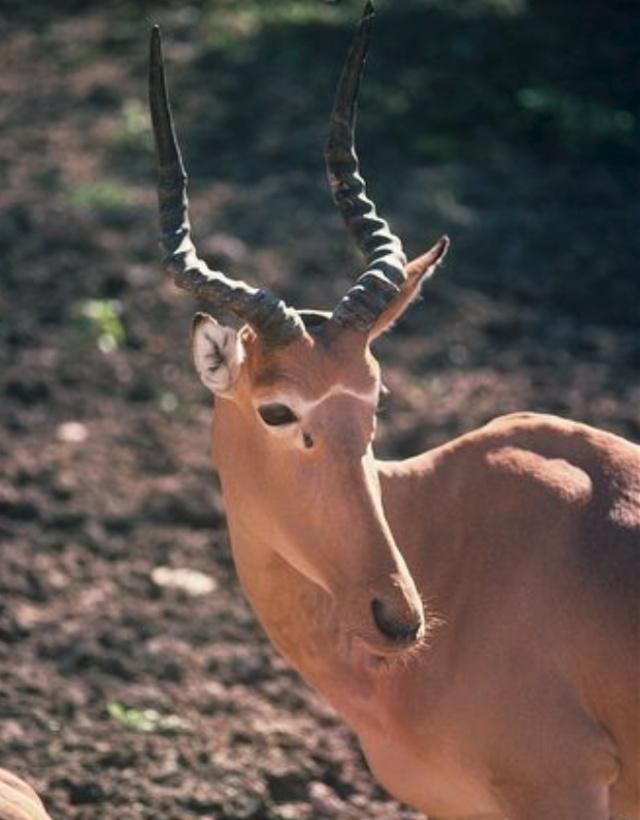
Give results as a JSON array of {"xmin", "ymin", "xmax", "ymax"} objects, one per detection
[
  {"xmin": 151, "ymin": 566, "xmax": 217, "ymax": 597},
  {"xmin": 56, "ymin": 421, "xmax": 88, "ymax": 443},
  {"xmin": 309, "ymin": 782, "xmax": 346, "ymax": 817}
]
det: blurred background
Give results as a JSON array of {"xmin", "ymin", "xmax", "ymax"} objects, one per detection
[{"xmin": 0, "ymin": 0, "xmax": 638, "ymax": 817}]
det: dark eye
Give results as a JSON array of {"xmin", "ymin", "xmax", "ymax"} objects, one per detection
[{"xmin": 258, "ymin": 403, "xmax": 298, "ymax": 427}]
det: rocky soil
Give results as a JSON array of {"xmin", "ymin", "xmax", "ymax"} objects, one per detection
[{"xmin": 0, "ymin": 1, "xmax": 638, "ymax": 817}]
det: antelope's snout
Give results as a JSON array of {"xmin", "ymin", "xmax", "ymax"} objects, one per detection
[
  {"xmin": 352, "ymin": 572, "xmax": 425, "ymax": 657},
  {"xmin": 371, "ymin": 597, "xmax": 423, "ymax": 646}
]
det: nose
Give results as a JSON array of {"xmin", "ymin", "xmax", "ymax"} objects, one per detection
[{"xmin": 371, "ymin": 597, "xmax": 424, "ymax": 646}]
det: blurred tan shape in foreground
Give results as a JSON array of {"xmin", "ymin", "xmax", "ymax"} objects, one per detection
[{"xmin": 0, "ymin": 769, "xmax": 51, "ymax": 820}]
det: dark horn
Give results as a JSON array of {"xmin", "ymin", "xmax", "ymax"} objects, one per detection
[
  {"xmin": 325, "ymin": 2, "xmax": 409, "ymax": 332},
  {"xmin": 149, "ymin": 26, "xmax": 304, "ymax": 346}
]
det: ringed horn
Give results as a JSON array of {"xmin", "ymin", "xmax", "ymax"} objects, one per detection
[
  {"xmin": 149, "ymin": 1, "xmax": 449, "ymax": 340},
  {"xmin": 325, "ymin": 0, "xmax": 449, "ymax": 331},
  {"xmin": 148, "ymin": 27, "xmax": 304, "ymax": 347}
]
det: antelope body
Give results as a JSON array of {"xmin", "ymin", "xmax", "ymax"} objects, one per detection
[{"xmin": 149, "ymin": 6, "xmax": 640, "ymax": 818}]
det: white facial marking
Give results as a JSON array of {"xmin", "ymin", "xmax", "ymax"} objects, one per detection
[{"xmin": 254, "ymin": 382, "xmax": 379, "ymax": 419}]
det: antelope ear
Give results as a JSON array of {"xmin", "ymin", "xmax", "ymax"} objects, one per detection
[
  {"xmin": 192, "ymin": 313, "xmax": 245, "ymax": 395},
  {"xmin": 368, "ymin": 236, "xmax": 450, "ymax": 341}
]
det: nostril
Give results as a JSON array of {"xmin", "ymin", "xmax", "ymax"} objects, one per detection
[{"xmin": 371, "ymin": 598, "xmax": 421, "ymax": 645}]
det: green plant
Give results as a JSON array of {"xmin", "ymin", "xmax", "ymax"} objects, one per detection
[
  {"xmin": 67, "ymin": 180, "xmax": 134, "ymax": 228},
  {"xmin": 107, "ymin": 702, "xmax": 189, "ymax": 735},
  {"xmin": 517, "ymin": 87, "xmax": 635, "ymax": 151},
  {"xmin": 73, "ymin": 298, "xmax": 126, "ymax": 353},
  {"xmin": 201, "ymin": 0, "xmax": 359, "ymax": 51},
  {"xmin": 67, "ymin": 181, "xmax": 132, "ymax": 213},
  {"xmin": 113, "ymin": 98, "xmax": 153, "ymax": 155}
]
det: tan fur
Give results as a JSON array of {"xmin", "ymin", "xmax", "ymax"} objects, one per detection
[
  {"xmin": 0, "ymin": 770, "xmax": 50, "ymax": 820},
  {"xmin": 194, "ymin": 312, "xmax": 639, "ymax": 819}
]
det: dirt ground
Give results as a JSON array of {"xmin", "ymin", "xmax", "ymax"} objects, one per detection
[{"xmin": 0, "ymin": 1, "xmax": 638, "ymax": 818}]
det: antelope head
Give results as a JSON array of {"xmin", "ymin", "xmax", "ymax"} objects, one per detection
[{"xmin": 149, "ymin": 3, "xmax": 449, "ymax": 659}]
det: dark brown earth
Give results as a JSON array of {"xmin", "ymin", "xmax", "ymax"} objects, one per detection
[{"xmin": 0, "ymin": 1, "xmax": 638, "ymax": 818}]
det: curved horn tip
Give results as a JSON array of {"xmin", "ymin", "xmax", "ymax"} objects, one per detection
[{"xmin": 149, "ymin": 25, "xmax": 163, "ymax": 65}]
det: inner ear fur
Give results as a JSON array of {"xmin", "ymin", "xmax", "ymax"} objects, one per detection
[
  {"xmin": 368, "ymin": 236, "xmax": 450, "ymax": 341},
  {"xmin": 192, "ymin": 312, "xmax": 245, "ymax": 396}
]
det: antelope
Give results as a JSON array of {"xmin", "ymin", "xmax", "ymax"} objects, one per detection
[
  {"xmin": 148, "ymin": 5, "xmax": 640, "ymax": 818},
  {"xmin": 0, "ymin": 769, "xmax": 51, "ymax": 820}
]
